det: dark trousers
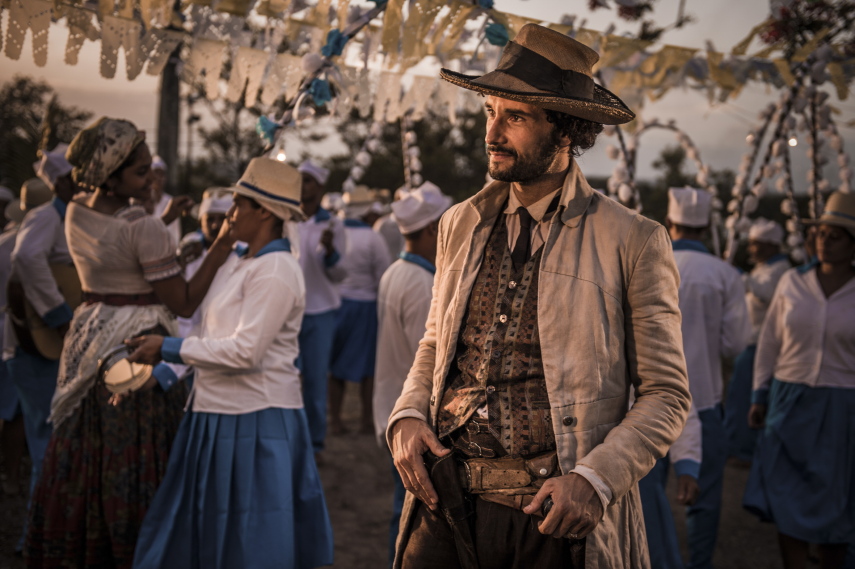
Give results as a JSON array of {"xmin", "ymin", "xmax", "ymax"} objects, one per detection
[{"xmin": 401, "ymin": 497, "xmax": 584, "ymax": 569}]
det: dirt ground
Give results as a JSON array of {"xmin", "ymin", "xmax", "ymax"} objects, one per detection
[{"xmin": 2, "ymin": 387, "xmax": 785, "ymax": 569}]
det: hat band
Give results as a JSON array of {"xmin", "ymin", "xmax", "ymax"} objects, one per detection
[
  {"xmin": 237, "ymin": 180, "xmax": 300, "ymax": 207},
  {"xmin": 825, "ymin": 210, "xmax": 855, "ymax": 223},
  {"xmin": 490, "ymin": 41, "xmax": 595, "ymax": 101}
]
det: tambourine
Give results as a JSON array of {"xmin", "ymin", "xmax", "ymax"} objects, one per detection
[{"xmin": 98, "ymin": 344, "xmax": 152, "ymax": 394}]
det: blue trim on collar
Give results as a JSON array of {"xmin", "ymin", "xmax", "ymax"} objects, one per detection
[
  {"xmin": 238, "ymin": 238, "xmax": 292, "ymax": 258},
  {"xmin": 344, "ymin": 219, "xmax": 369, "ymax": 228},
  {"xmin": 671, "ymin": 239, "xmax": 710, "ymax": 254},
  {"xmin": 399, "ymin": 252, "xmax": 436, "ymax": 274},
  {"xmin": 764, "ymin": 253, "xmax": 789, "ymax": 266},
  {"xmin": 797, "ymin": 258, "xmax": 819, "ymax": 274},
  {"xmin": 52, "ymin": 197, "xmax": 67, "ymax": 221},
  {"xmin": 237, "ymin": 181, "xmax": 300, "ymax": 207},
  {"xmin": 314, "ymin": 207, "xmax": 331, "ymax": 222}
]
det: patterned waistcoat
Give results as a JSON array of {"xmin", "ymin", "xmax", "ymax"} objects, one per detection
[{"xmin": 436, "ymin": 215, "xmax": 555, "ymax": 457}]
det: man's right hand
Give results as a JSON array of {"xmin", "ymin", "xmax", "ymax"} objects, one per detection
[{"xmin": 390, "ymin": 417, "xmax": 450, "ymax": 511}]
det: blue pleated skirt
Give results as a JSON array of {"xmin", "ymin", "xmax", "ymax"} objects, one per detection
[
  {"xmin": 743, "ymin": 379, "xmax": 855, "ymax": 544},
  {"xmin": 330, "ymin": 298, "xmax": 378, "ymax": 382},
  {"xmin": 133, "ymin": 407, "xmax": 334, "ymax": 569}
]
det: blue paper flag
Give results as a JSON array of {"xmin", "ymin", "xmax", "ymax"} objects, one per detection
[
  {"xmin": 478, "ymin": 0, "xmax": 494, "ymax": 8},
  {"xmin": 322, "ymin": 29, "xmax": 349, "ymax": 57},
  {"xmin": 309, "ymin": 78, "xmax": 332, "ymax": 105},
  {"xmin": 485, "ymin": 22, "xmax": 508, "ymax": 46},
  {"xmin": 255, "ymin": 115, "xmax": 280, "ymax": 146}
]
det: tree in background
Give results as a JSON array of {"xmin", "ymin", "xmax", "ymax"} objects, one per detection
[{"xmin": 0, "ymin": 76, "xmax": 92, "ymax": 193}]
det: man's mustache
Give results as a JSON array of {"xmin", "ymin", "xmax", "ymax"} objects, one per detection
[{"xmin": 486, "ymin": 145, "xmax": 517, "ymax": 157}]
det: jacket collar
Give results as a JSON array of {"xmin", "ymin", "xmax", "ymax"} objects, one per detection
[{"xmin": 467, "ymin": 159, "xmax": 594, "ymax": 229}]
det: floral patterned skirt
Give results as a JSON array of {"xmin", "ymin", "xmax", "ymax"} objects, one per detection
[{"xmin": 23, "ymin": 381, "xmax": 188, "ymax": 569}]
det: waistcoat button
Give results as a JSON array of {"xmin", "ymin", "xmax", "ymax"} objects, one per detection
[
  {"xmin": 562, "ymin": 416, "xmax": 576, "ymax": 426},
  {"xmin": 508, "ymin": 281, "xmax": 517, "ymax": 289},
  {"xmin": 498, "ymin": 314, "xmax": 508, "ymax": 323},
  {"xmin": 486, "ymin": 385, "xmax": 496, "ymax": 394}
]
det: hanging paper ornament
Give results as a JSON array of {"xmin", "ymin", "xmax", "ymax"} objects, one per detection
[
  {"xmin": 617, "ymin": 184, "xmax": 634, "ymax": 203},
  {"xmin": 255, "ymin": 115, "xmax": 280, "ymax": 146},
  {"xmin": 370, "ymin": 122, "xmax": 384, "ymax": 137},
  {"xmin": 342, "ymin": 179, "xmax": 356, "ymax": 193},
  {"xmin": 350, "ymin": 165, "xmax": 365, "ymax": 180},
  {"xmin": 410, "ymin": 173, "xmax": 423, "ymax": 187},
  {"xmin": 302, "ymin": 52, "xmax": 324, "ymax": 74},
  {"xmin": 366, "ymin": 138, "xmax": 381, "ymax": 153},
  {"xmin": 485, "ymin": 23, "xmax": 509, "ymax": 47},
  {"xmin": 409, "ymin": 157, "xmax": 422, "ymax": 172},
  {"xmin": 407, "ymin": 146, "xmax": 421, "ymax": 158},
  {"xmin": 309, "ymin": 78, "xmax": 332, "ymax": 105},
  {"xmin": 321, "ymin": 29, "xmax": 348, "ymax": 57},
  {"xmin": 786, "ymin": 233, "xmax": 803, "ymax": 248},
  {"xmin": 743, "ymin": 194, "xmax": 759, "ymax": 214},
  {"xmin": 355, "ymin": 151, "xmax": 372, "ymax": 167},
  {"xmin": 404, "ymin": 131, "xmax": 417, "ymax": 145}
]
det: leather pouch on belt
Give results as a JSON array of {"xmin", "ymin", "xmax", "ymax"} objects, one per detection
[{"xmin": 463, "ymin": 457, "xmax": 531, "ymax": 493}]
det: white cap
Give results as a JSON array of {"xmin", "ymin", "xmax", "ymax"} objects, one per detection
[
  {"xmin": 198, "ymin": 187, "xmax": 234, "ymax": 217},
  {"xmin": 391, "ymin": 181, "xmax": 453, "ymax": 235},
  {"xmin": 33, "ymin": 143, "xmax": 73, "ymax": 190},
  {"xmin": 667, "ymin": 187, "xmax": 711, "ymax": 228},
  {"xmin": 0, "ymin": 186, "xmax": 14, "ymax": 202},
  {"xmin": 298, "ymin": 160, "xmax": 330, "ymax": 186},
  {"xmin": 748, "ymin": 217, "xmax": 784, "ymax": 245},
  {"xmin": 152, "ymin": 155, "xmax": 167, "ymax": 171}
]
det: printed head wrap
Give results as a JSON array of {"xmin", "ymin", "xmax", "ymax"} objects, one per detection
[{"xmin": 66, "ymin": 117, "xmax": 146, "ymax": 190}]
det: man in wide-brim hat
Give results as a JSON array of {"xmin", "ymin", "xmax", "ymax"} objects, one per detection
[{"xmin": 387, "ymin": 24, "xmax": 691, "ymax": 569}]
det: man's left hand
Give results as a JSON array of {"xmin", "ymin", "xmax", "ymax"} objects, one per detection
[{"xmin": 523, "ymin": 473, "xmax": 603, "ymax": 539}]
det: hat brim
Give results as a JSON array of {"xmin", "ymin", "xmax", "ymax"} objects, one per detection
[
  {"xmin": 440, "ymin": 68, "xmax": 635, "ymax": 125},
  {"xmin": 232, "ymin": 185, "xmax": 306, "ymax": 222},
  {"xmin": 802, "ymin": 216, "xmax": 855, "ymax": 234}
]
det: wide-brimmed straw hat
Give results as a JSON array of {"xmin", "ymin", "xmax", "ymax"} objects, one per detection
[
  {"xmin": 440, "ymin": 24, "xmax": 634, "ymax": 125},
  {"xmin": 803, "ymin": 191, "xmax": 855, "ymax": 237},
  {"xmin": 234, "ymin": 158, "xmax": 306, "ymax": 222}
]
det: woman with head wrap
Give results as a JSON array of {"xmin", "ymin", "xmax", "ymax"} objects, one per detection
[
  {"xmin": 125, "ymin": 158, "xmax": 334, "ymax": 569},
  {"xmin": 744, "ymin": 191, "xmax": 855, "ymax": 569},
  {"xmin": 23, "ymin": 117, "xmax": 236, "ymax": 568}
]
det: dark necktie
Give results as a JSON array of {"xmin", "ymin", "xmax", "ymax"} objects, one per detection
[{"xmin": 511, "ymin": 206, "xmax": 533, "ymax": 269}]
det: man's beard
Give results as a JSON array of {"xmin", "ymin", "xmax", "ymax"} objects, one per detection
[{"xmin": 487, "ymin": 131, "xmax": 562, "ymax": 183}]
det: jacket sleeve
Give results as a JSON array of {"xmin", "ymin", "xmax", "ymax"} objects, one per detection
[
  {"xmin": 575, "ymin": 222, "xmax": 692, "ymax": 503},
  {"xmin": 11, "ymin": 208, "xmax": 72, "ymax": 327}
]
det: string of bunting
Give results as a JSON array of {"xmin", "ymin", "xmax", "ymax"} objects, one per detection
[{"xmin": 2, "ymin": 0, "xmax": 852, "ymax": 114}]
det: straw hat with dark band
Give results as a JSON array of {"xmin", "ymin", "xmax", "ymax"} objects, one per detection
[
  {"xmin": 803, "ymin": 191, "xmax": 855, "ymax": 238},
  {"xmin": 234, "ymin": 158, "xmax": 306, "ymax": 222},
  {"xmin": 440, "ymin": 24, "xmax": 635, "ymax": 125}
]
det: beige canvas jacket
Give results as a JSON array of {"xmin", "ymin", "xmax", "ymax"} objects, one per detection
[{"xmin": 387, "ymin": 161, "xmax": 691, "ymax": 569}]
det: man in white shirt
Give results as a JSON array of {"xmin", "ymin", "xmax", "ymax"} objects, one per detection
[
  {"xmin": 374, "ymin": 188, "xmax": 406, "ymax": 260},
  {"xmin": 7, "ymin": 147, "xmax": 79, "ymax": 546},
  {"xmin": 666, "ymin": 187, "xmax": 751, "ymax": 569},
  {"xmin": 724, "ymin": 219, "xmax": 789, "ymax": 464},
  {"xmin": 296, "ymin": 160, "xmax": 348, "ymax": 455},
  {"xmin": 329, "ymin": 185, "xmax": 391, "ymax": 435},
  {"xmin": 374, "ymin": 182, "xmax": 451, "ymax": 565}
]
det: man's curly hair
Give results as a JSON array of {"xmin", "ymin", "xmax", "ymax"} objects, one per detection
[{"xmin": 545, "ymin": 109, "xmax": 604, "ymax": 157}]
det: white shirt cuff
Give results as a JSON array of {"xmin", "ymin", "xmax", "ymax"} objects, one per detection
[{"xmin": 570, "ymin": 464, "xmax": 612, "ymax": 520}]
